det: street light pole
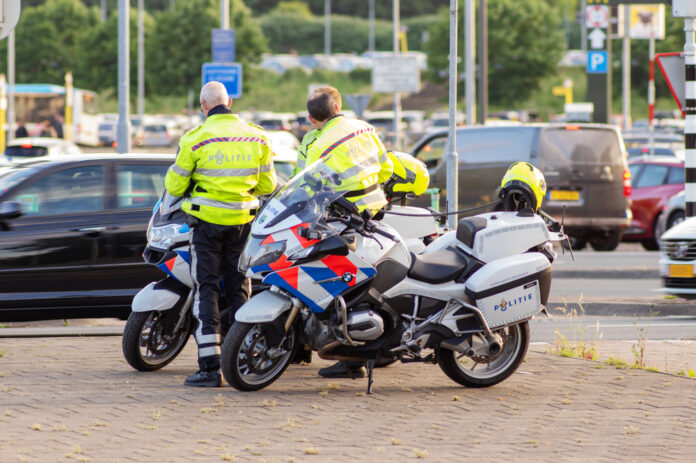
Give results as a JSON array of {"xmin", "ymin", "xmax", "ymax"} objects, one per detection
[
  {"xmin": 465, "ymin": 0, "xmax": 475, "ymax": 125},
  {"xmin": 101, "ymin": 0, "xmax": 107, "ymax": 22},
  {"xmin": 221, "ymin": 0, "xmax": 229, "ymax": 30},
  {"xmin": 445, "ymin": 0, "xmax": 459, "ymax": 226},
  {"xmin": 392, "ymin": 0, "xmax": 401, "ymax": 150},
  {"xmin": 117, "ymin": 0, "xmax": 131, "ymax": 153},
  {"xmin": 369, "ymin": 0, "xmax": 375, "ymax": 54},
  {"xmin": 7, "ymin": 30, "xmax": 14, "ymax": 144},
  {"xmin": 137, "ymin": 0, "xmax": 144, "ymax": 121},
  {"xmin": 325, "ymin": 0, "xmax": 331, "ymax": 55}
]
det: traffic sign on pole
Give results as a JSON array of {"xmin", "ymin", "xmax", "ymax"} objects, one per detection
[
  {"xmin": 212, "ymin": 29, "xmax": 235, "ymax": 63},
  {"xmin": 0, "ymin": 0, "xmax": 21, "ymax": 40},
  {"xmin": 587, "ymin": 51, "xmax": 609, "ymax": 73},
  {"xmin": 655, "ymin": 52, "xmax": 685, "ymax": 116},
  {"xmin": 344, "ymin": 94, "xmax": 371, "ymax": 119},
  {"xmin": 202, "ymin": 63, "xmax": 242, "ymax": 99}
]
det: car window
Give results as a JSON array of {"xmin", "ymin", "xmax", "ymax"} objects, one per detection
[
  {"xmin": 634, "ymin": 164, "xmax": 669, "ymax": 188},
  {"xmin": 540, "ymin": 128, "xmax": 623, "ymax": 166},
  {"xmin": 9, "ymin": 165, "xmax": 104, "ymax": 216},
  {"xmin": 628, "ymin": 163, "xmax": 643, "ymax": 183},
  {"xmin": 667, "ymin": 166, "xmax": 685, "ymax": 185},
  {"xmin": 413, "ymin": 135, "xmax": 447, "ymax": 168},
  {"xmin": 116, "ymin": 163, "xmax": 168, "ymax": 209},
  {"xmin": 0, "ymin": 167, "xmax": 40, "ymax": 195},
  {"xmin": 5, "ymin": 145, "xmax": 49, "ymax": 158},
  {"xmin": 456, "ymin": 128, "xmax": 536, "ymax": 164}
]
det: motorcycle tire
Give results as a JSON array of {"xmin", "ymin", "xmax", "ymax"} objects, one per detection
[
  {"xmin": 437, "ymin": 321, "xmax": 529, "ymax": 388},
  {"xmin": 221, "ymin": 322, "xmax": 298, "ymax": 391},
  {"xmin": 122, "ymin": 310, "xmax": 192, "ymax": 372}
]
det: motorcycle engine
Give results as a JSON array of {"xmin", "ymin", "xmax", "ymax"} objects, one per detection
[
  {"xmin": 346, "ymin": 310, "xmax": 384, "ymax": 341},
  {"xmin": 304, "ymin": 304, "xmax": 386, "ymax": 348}
]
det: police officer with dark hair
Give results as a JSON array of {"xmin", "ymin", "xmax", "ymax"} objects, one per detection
[{"xmin": 165, "ymin": 81, "xmax": 277, "ymax": 387}]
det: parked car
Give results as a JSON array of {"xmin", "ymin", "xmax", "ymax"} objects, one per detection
[
  {"xmin": 135, "ymin": 124, "xmax": 173, "ymax": 147},
  {"xmin": 0, "ymin": 154, "xmax": 174, "ymax": 321},
  {"xmin": 98, "ymin": 121, "xmax": 117, "ymax": 147},
  {"xmin": 657, "ymin": 190, "xmax": 686, "ymax": 240},
  {"xmin": 624, "ymin": 156, "xmax": 684, "ymax": 250},
  {"xmin": 1, "ymin": 138, "xmax": 82, "ymax": 167},
  {"xmin": 410, "ymin": 123, "xmax": 632, "ymax": 251},
  {"xmin": 659, "ymin": 217, "xmax": 696, "ymax": 297}
]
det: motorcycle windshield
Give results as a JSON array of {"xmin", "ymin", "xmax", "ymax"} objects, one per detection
[{"xmin": 240, "ymin": 161, "xmax": 346, "ymax": 273}]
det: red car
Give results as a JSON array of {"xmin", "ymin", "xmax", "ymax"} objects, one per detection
[{"xmin": 624, "ymin": 155, "xmax": 684, "ymax": 250}]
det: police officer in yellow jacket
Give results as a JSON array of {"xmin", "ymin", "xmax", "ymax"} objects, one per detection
[
  {"xmin": 165, "ymin": 81, "xmax": 277, "ymax": 387},
  {"xmin": 301, "ymin": 86, "xmax": 393, "ymax": 214}
]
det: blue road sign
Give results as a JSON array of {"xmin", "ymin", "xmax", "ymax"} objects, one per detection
[
  {"xmin": 202, "ymin": 63, "xmax": 242, "ymax": 99},
  {"xmin": 212, "ymin": 29, "xmax": 235, "ymax": 63},
  {"xmin": 587, "ymin": 51, "xmax": 608, "ymax": 74}
]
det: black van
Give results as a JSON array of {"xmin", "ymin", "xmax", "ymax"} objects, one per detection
[{"xmin": 410, "ymin": 123, "xmax": 632, "ymax": 251}]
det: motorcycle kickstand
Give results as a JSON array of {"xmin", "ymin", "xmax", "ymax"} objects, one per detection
[{"xmin": 366, "ymin": 359, "xmax": 375, "ymax": 395}]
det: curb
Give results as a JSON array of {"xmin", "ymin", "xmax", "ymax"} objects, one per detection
[
  {"xmin": 547, "ymin": 301, "xmax": 696, "ymax": 317},
  {"xmin": 553, "ymin": 269, "xmax": 659, "ymax": 279}
]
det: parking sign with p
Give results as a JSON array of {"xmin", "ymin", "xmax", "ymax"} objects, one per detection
[{"xmin": 587, "ymin": 51, "xmax": 608, "ymax": 74}]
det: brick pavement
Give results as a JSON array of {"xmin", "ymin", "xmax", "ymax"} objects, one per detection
[{"xmin": 1, "ymin": 337, "xmax": 695, "ymax": 463}]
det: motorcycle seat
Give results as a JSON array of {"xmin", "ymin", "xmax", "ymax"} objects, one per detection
[{"xmin": 408, "ymin": 246, "xmax": 477, "ymax": 284}]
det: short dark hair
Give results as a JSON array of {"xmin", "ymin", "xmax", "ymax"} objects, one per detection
[{"xmin": 307, "ymin": 86, "xmax": 341, "ymax": 122}]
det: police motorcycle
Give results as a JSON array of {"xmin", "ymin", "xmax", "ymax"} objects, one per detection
[
  {"xmin": 121, "ymin": 155, "xmax": 442, "ymax": 372},
  {"xmin": 219, "ymin": 161, "xmax": 566, "ymax": 392}
]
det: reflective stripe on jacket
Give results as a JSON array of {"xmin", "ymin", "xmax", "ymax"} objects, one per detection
[
  {"xmin": 164, "ymin": 113, "xmax": 276, "ymax": 225},
  {"xmin": 304, "ymin": 115, "xmax": 393, "ymax": 213}
]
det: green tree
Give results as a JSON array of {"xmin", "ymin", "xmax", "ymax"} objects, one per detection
[
  {"xmin": 426, "ymin": 0, "xmax": 564, "ymax": 107},
  {"xmin": 75, "ymin": 7, "xmax": 154, "ymax": 92},
  {"xmin": 0, "ymin": 0, "xmax": 99, "ymax": 84},
  {"xmin": 148, "ymin": 0, "xmax": 267, "ymax": 96}
]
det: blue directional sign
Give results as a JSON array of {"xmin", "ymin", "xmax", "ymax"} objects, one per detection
[
  {"xmin": 212, "ymin": 29, "xmax": 235, "ymax": 63},
  {"xmin": 586, "ymin": 51, "xmax": 608, "ymax": 74},
  {"xmin": 202, "ymin": 63, "xmax": 242, "ymax": 99}
]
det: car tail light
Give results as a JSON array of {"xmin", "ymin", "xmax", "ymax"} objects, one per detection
[
  {"xmin": 565, "ymin": 125, "xmax": 580, "ymax": 130},
  {"xmin": 623, "ymin": 169, "xmax": 632, "ymax": 197},
  {"xmin": 20, "ymin": 143, "xmax": 32, "ymax": 148}
]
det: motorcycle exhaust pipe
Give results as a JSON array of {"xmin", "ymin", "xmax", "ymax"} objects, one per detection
[{"xmin": 488, "ymin": 341, "xmax": 502, "ymax": 356}]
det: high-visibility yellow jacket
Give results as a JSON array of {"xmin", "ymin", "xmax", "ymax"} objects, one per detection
[
  {"xmin": 302, "ymin": 115, "xmax": 393, "ymax": 213},
  {"xmin": 291, "ymin": 128, "xmax": 318, "ymax": 177},
  {"xmin": 164, "ymin": 110, "xmax": 276, "ymax": 225}
]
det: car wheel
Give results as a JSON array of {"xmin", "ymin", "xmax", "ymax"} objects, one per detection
[
  {"xmin": 563, "ymin": 236, "xmax": 587, "ymax": 251},
  {"xmin": 667, "ymin": 210, "xmax": 685, "ymax": 231},
  {"xmin": 589, "ymin": 231, "xmax": 622, "ymax": 252}
]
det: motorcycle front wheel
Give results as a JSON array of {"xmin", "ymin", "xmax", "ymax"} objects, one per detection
[
  {"xmin": 122, "ymin": 310, "xmax": 192, "ymax": 371},
  {"xmin": 437, "ymin": 321, "xmax": 529, "ymax": 388},
  {"xmin": 221, "ymin": 322, "xmax": 298, "ymax": 391}
]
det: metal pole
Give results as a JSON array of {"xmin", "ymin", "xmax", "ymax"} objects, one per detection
[
  {"xmin": 622, "ymin": 5, "xmax": 631, "ymax": 131},
  {"xmin": 117, "ymin": 0, "xmax": 131, "ymax": 153},
  {"xmin": 101, "ymin": 0, "xmax": 107, "ymax": 22},
  {"xmin": 648, "ymin": 33, "xmax": 655, "ymax": 156},
  {"xmin": 369, "ymin": 0, "xmax": 375, "ymax": 54},
  {"xmin": 564, "ymin": 0, "xmax": 570, "ymax": 49},
  {"xmin": 0, "ymin": 74, "xmax": 6, "ymax": 152},
  {"xmin": 7, "ymin": 30, "xmax": 14, "ymax": 144},
  {"xmin": 477, "ymin": 0, "xmax": 488, "ymax": 125},
  {"xmin": 221, "ymin": 0, "xmax": 229, "ymax": 29},
  {"xmin": 393, "ymin": 0, "xmax": 401, "ymax": 150},
  {"xmin": 465, "ymin": 0, "xmax": 475, "ymax": 125},
  {"xmin": 325, "ymin": 0, "xmax": 331, "ymax": 55},
  {"xmin": 137, "ymin": 0, "xmax": 144, "ymax": 121},
  {"xmin": 581, "ymin": 0, "xmax": 587, "ymax": 52},
  {"xmin": 445, "ymin": 0, "xmax": 459, "ymax": 227},
  {"xmin": 684, "ymin": 18, "xmax": 696, "ymax": 217}
]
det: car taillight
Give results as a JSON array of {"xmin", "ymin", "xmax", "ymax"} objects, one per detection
[
  {"xmin": 623, "ymin": 169, "xmax": 632, "ymax": 197},
  {"xmin": 20, "ymin": 143, "xmax": 32, "ymax": 148},
  {"xmin": 565, "ymin": 125, "xmax": 580, "ymax": 130}
]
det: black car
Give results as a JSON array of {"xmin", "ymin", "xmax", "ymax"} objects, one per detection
[
  {"xmin": 0, "ymin": 154, "xmax": 174, "ymax": 321},
  {"xmin": 410, "ymin": 123, "xmax": 632, "ymax": 251}
]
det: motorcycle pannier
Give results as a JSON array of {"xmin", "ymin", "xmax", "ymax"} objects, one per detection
[{"xmin": 464, "ymin": 253, "xmax": 551, "ymax": 329}]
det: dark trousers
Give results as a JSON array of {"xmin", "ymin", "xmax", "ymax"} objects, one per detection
[{"xmin": 190, "ymin": 219, "xmax": 251, "ymax": 372}]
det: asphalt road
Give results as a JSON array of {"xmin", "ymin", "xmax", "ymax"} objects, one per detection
[{"xmin": 531, "ymin": 315, "xmax": 696, "ymax": 342}]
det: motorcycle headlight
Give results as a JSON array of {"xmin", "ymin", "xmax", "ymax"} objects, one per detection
[
  {"xmin": 147, "ymin": 223, "xmax": 188, "ymax": 250},
  {"xmin": 248, "ymin": 240, "xmax": 287, "ymax": 269}
]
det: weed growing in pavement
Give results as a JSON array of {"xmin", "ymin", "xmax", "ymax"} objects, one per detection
[
  {"xmin": 676, "ymin": 369, "xmax": 696, "ymax": 378},
  {"xmin": 631, "ymin": 309, "xmax": 659, "ymax": 369},
  {"xmin": 551, "ymin": 297, "xmax": 601, "ymax": 360}
]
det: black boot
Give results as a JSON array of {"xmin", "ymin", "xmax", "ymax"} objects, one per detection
[
  {"xmin": 291, "ymin": 347, "xmax": 313, "ymax": 364},
  {"xmin": 318, "ymin": 361, "xmax": 366, "ymax": 379},
  {"xmin": 184, "ymin": 370, "xmax": 221, "ymax": 387}
]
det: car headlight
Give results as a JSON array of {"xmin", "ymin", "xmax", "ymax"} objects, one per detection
[{"xmin": 249, "ymin": 240, "xmax": 287, "ymax": 269}]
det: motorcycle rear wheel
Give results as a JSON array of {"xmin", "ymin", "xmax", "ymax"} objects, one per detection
[
  {"xmin": 221, "ymin": 322, "xmax": 298, "ymax": 391},
  {"xmin": 122, "ymin": 310, "xmax": 192, "ymax": 371},
  {"xmin": 437, "ymin": 321, "xmax": 529, "ymax": 388}
]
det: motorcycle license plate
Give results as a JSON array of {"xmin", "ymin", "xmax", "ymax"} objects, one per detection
[
  {"xmin": 669, "ymin": 264, "xmax": 693, "ymax": 278},
  {"xmin": 549, "ymin": 190, "xmax": 579, "ymax": 201}
]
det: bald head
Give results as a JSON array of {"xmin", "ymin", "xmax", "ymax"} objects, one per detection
[{"xmin": 200, "ymin": 81, "xmax": 230, "ymax": 115}]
